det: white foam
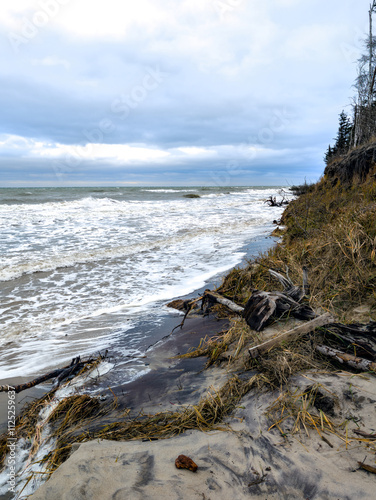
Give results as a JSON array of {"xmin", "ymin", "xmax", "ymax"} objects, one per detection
[{"xmin": 141, "ymin": 188, "xmax": 198, "ymax": 193}]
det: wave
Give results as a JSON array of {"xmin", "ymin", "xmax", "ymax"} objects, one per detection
[
  {"xmin": 0, "ymin": 196, "xmax": 124, "ymax": 213},
  {"xmin": 0, "ymin": 217, "xmax": 271, "ymax": 283},
  {"xmin": 141, "ymin": 188, "xmax": 199, "ymax": 193}
]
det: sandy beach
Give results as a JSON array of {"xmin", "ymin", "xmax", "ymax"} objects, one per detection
[{"xmin": 29, "ymin": 314, "xmax": 376, "ymax": 500}]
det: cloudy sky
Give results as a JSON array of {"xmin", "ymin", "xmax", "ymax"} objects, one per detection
[{"xmin": 0, "ymin": 0, "xmax": 370, "ymax": 187}]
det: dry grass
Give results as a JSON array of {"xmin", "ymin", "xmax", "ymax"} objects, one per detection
[
  {"xmin": 251, "ymin": 336, "xmax": 326, "ymax": 387},
  {"xmin": 215, "ymin": 267, "xmax": 254, "ymax": 305},
  {"xmin": 266, "ymin": 383, "xmax": 338, "ymax": 439},
  {"xmin": 266, "ymin": 382, "xmax": 376, "ymax": 452},
  {"xmin": 176, "ymin": 318, "xmax": 252, "ymax": 367},
  {"xmin": 39, "ymin": 374, "xmax": 259, "ymax": 475},
  {"xmin": 0, "ymin": 371, "xmax": 260, "ymax": 479},
  {"xmin": 215, "ymin": 177, "xmax": 376, "ymax": 320}
]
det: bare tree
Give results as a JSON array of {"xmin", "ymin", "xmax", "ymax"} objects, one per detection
[
  {"xmin": 368, "ymin": 1, "xmax": 376, "ymax": 104},
  {"xmin": 351, "ymin": 2, "xmax": 376, "ymax": 147}
]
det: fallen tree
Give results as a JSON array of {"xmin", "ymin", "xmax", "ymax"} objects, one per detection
[
  {"xmin": 169, "ymin": 268, "xmax": 316, "ymax": 333},
  {"xmin": 0, "ymin": 354, "xmax": 106, "ymax": 394}
]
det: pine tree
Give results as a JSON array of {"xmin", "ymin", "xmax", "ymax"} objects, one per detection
[
  {"xmin": 333, "ymin": 111, "xmax": 352, "ymax": 156},
  {"xmin": 324, "ymin": 112, "xmax": 352, "ymax": 165},
  {"xmin": 324, "ymin": 145, "xmax": 334, "ymax": 165}
]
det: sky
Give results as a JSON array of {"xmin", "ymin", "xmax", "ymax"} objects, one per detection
[{"xmin": 0, "ymin": 0, "xmax": 371, "ymax": 187}]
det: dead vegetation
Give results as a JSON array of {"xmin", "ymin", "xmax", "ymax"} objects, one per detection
[
  {"xmin": 3, "ymin": 373, "xmax": 259, "ymax": 481},
  {"xmin": 266, "ymin": 383, "xmax": 338, "ymax": 439},
  {"xmin": 265, "ymin": 380, "xmax": 376, "ymax": 457},
  {"xmin": 176, "ymin": 318, "xmax": 253, "ymax": 367},
  {"xmin": 174, "ymin": 172, "xmax": 376, "ymax": 387}
]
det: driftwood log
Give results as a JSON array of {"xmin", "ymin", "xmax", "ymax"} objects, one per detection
[
  {"xmin": 203, "ymin": 291, "xmax": 244, "ymax": 314},
  {"xmin": 0, "ymin": 355, "xmax": 102, "ymax": 394},
  {"xmin": 202, "ymin": 269, "xmax": 315, "ymax": 332},
  {"xmin": 321, "ymin": 322, "xmax": 376, "ymax": 361},
  {"xmin": 316, "ymin": 345, "xmax": 376, "ymax": 372},
  {"xmin": 249, "ymin": 313, "xmax": 334, "ymax": 358},
  {"xmin": 171, "ymin": 268, "xmax": 316, "ymax": 333}
]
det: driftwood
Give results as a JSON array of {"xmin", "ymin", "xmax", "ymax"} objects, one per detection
[
  {"xmin": 203, "ymin": 291, "xmax": 244, "ymax": 314},
  {"xmin": 171, "ymin": 268, "xmax": 317, "ymax": 334},
  {"xmin": 316, "ymin": 344, "xmax": 376, "ymax": 372},
  {"xmin": 52, "ymin": 357, "xmax": 84, "ymax": 389},
  {"xmin": 169, "ymin": 290, "xmax": 243, "ymax": 333},
  {"xmin": 171, "ymin": 296, "xmax": 204, "ymax": 333},
  {"xmin": 242, "ymin": 268, "xmax": 315, "ymax": 331},
  {"xmin": 322, "ymin": 322, "xmax": 376, "ymax": 361},
  {"xmin": 249, "ymin": 313, "xmax": 334, "ymax": 359},
  {"xmin": 0, "ymin": 369, "xmax": 64, "ymax": 394},
  {"xmin": 0, "ymin": 356, "xmax": 100, "ymax": 394},
  {"xmin": 264, "ymin": 195, "xmax": 288, "ymax": 207},
  {"xmin": 243, "ymin": 290, "xmax": 316, "ymax": 331},
  {"xmin": 268, "ymin": 269, "xmax": 303, "ymax": 301}
]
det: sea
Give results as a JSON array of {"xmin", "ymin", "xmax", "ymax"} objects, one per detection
[{"xmin": 0, "ymin": 186, "xmax": 287, "ymax": 388}]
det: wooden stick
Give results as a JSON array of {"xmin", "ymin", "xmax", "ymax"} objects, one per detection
[
  {"xmin": 316, "ymin": 344, "xmax": 376, "ymax": 372},
  {"xmin": 203, "ymin": 291, "xmax": 244, "ymax": 314},
  {"xmin": 249, "ymin": 313, "xmax": 334, "ymax": 359},
  {"xmin": 171, "ymin": 296, "xmax": 204, "ymax": 333}
]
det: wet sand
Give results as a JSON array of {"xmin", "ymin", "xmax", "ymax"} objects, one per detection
[{"xmin": 111, "ymin": 316, "xmax": 231, "ymax": 415}]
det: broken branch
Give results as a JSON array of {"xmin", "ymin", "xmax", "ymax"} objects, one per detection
[
  {"xmin": 203, "ymin": 291, "xmax": 244, "ymax": 314},
  {"xmin": 0, "ymin": 356, "xmax": 102, "ymax": 394},
  {"xmin": 249, "ymin": 313, "xmax": 334, "ymax": 359},
  {"xmin": 316, "ymin": 344, "xmax": 376, "ymax": 372}
]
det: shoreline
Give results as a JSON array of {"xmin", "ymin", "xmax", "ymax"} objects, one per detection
[{"xmin": 0, "ymin": 233, "xmax": 278, "ymax": 433}]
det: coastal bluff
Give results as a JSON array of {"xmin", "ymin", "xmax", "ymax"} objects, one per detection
[{"xmin": 324, "ymin": 140, "xmax": 376, "ymax": 185}]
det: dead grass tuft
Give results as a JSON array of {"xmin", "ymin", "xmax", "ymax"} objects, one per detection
[
  {"xmin": 177, "ymin": 318, "xmax": 253, "ymax": 367},
  {"xmin": 249, "ymin": 333, "xmax": 330, "ymax": 388},
  {"xmin": 266, "ymin": 383, "xmax": 338, "ymax": 439}
]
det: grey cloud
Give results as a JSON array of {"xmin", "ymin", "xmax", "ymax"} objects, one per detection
[{"xmin": 0, "ymin": 1, "xmax": 369, "ymax": 185}]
